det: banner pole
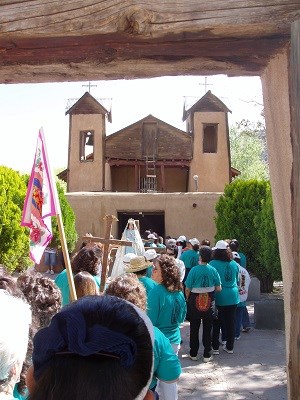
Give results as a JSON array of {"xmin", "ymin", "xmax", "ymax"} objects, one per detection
[{"xmin": 56, "ymin": 212, "xmax": 77, "ymax": 302}]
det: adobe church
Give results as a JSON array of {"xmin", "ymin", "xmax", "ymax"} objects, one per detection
[{"xmin": 59, "ymin": 89, "xmax": 239, "ymax": 242}]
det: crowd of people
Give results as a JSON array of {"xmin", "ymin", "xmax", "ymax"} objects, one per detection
[{"xmin": 0, "ymin": 225, "xmax": 252, "ymax": 400}]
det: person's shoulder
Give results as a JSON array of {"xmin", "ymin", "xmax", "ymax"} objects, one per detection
[
  {"xmin": 230, "ymin": 260, "xmax": 240, "ymax": 269},
  {"xmin": 149, "ymin": 283, "xmax": 162, "ymax": 294},
  {"xmin": 93, "ymin": 275, "xmax": 101, "ymax": 286},
  {"xmin": 55, "ymin": 269, "xmax": 67, "ymax": 282},
  {"xmin": 207, "ymin": 263, "xmax": 218, "ymax": 272},
  {"xmin": 142, "ymin": 276, "xmax": 157, "ymax": 285}
]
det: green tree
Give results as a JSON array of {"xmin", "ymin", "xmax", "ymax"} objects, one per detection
[
  {"xmin": 0, "ymin": 168, "xmax": 77, "ymax": 273},
  {"xmin": 230, "ymin": 119, "xmax": 269, "ymax": 180},
  {"xmin": 0, "ymin": 166, "xmax": 32, "ymax": 271},
  {"xmin": 214, "ymin": 179, "xmax": 280, "ymax": 292},
  {"xmin": 51, "ymin": 180, "xmax": 78, "ymax": 253},
  {"xmin": 253, "ymin": 186, "xmax": 282, "ymax": 292}
]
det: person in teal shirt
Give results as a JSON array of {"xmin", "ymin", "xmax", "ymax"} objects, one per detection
[
  {"xmin": 55, "ymin": 244, "xmax": 101, "ymax": 305},
  {"xmin": 148, "ymin": 254, "xmax": 186, "ymax": 355},
  {"xmin": 144, "ymin": 249, "xmax": 158, "ymax": 278},
  {"xmin": 185, "ymin": 246, "xmax": 221, "ymax": 362},
  {"xmin": 124, "ymin": 255, "xmax": 157, "ymax": 297},
  {"xmin": 180, "ymin": 238, "xmax": 200, "ymax": 284},
  {"xmin": 210, "ymin": 240, "xmax": 240, "ymax": 354}
]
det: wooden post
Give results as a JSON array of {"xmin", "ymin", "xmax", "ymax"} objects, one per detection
[
  {"xmin": 56, "ymin": 213, "xmax": 77, "ymax": 302},
  {"xmin": 82, "ymin": 215, "xmax": 131, "ymax": 293},
  {"xmin": 289, "ymin": 18, "xmax": 300, "ymax": 400}
]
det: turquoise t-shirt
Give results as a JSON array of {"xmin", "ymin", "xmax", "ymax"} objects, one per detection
[
  {"xmin": 146, "ymin": 265, "xmax": 153, "ymax": 278},
  {"xmin": 13, "ymin": 386, "xmax": 28, "ymax": 400},
  {"xmin": 238, "ymin": 252, "xmax": 247, "ymax": 268},
  {"xmin": 138, "ymin": 276, "xmax": 157, "ymax": 296},
  {"xmin": 209, "ymin": 260, "xmax": 239, "ymax": 306},
  {"xmin": 185, "ymin": 264, "xmax": 221, "ymax": 290},
  {"xmin": 180, "ymin": 249, "xmax": 199, "ymax": 269},
  {"xmin": 55, "ymin": 269, "xmax": 101, "ymax": 305},
  {"xmin": 147, "ymin": 284, "xmax": 186, "ymax": 344},
  {"xmin": 150, "ymin": 326, "xmax": 181, "ymax": 389}
]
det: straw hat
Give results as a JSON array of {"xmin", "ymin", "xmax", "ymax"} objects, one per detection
[{"xmin": 125, "ymin": 256, "xmax": 149, "ymax": 273}]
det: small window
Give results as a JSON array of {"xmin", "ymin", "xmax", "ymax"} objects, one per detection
[
  {"xmin": 80, "ymin": 131, "xmax": 94, "ymax": 162},
  {"xmin": 203, "ymin": 124, "xmax": 218, "ymax": 153}
]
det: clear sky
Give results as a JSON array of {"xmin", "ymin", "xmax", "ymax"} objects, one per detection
[{"xmin": 0, "ymin": 75, "xmax": 264, "ymax": 174}]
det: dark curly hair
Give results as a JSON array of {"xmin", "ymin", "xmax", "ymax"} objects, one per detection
[
  {"xmin": 0, "ymin": 270, "xmax": 32, "ymax": 397},
  {"xmin": 212, "ymin": 248, "xmax": 232, "ymax": 261},
  {"xmin": 155, "ymin": 254, "xmax": 182, "ymax": 292},
  {"xmin": 17, "ymin": 272, "xmax": 62, "ymax": 328},
  {"xmin": 106, "ymin": 273, "xmax": 147, "ymax": 311},
  {"xmin": 71, "ymin": 244, "xmax": 103, "ymax": 276},
  {"xmin": 0, "ymin": 270, "xmax": 24, "ymax": 299}
]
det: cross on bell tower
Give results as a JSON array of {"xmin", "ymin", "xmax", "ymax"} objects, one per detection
[
  {"xmin": 199, "ymin": 77, "xmax": 213, "ymax": 94},
  {"xmin": 82, "ymin": 81, "xmax": 97, "ymax": 93}
]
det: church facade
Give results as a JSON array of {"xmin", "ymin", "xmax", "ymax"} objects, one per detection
[{"xmin": 58, "ymin": 91, "xmax": 238, "ymax": 244}]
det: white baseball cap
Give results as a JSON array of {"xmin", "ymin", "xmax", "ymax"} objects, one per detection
[
  {"xmin": 212, "ymin": 240, "xmax": 229, "ymax": 250},
  {"xmin": 122, "ymin": 253, "xmax": 137, "ymax": 263},
  {"xmin": 189, "ymin": 238, "xmax": 200, "ymax": 246},
  {"xmin": 144, "ymin": 249, "xmax": 158, "ymax": 261}
]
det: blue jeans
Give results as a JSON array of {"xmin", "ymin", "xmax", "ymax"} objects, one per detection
[
  {"xmin": 235, "ymin": 306, "xmax": 244, "ymax": 337},
  {"xmin": 45, "ymin": 252, "xmax": 56, "ymax": 267},
  {"xmin": 242, "ymin": 306, "xmax": 251, "ymax": 328}
]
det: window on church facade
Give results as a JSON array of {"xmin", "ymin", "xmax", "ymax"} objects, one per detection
[
  {"xmin": 203, "ymin": 124, "xmax": 218, "ymax": 153},
  {"xmin": 80, "ymin": 130, "xmax": 94, "ymax": 161}
]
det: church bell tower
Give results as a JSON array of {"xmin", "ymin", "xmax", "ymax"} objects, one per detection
[
  {"xmin": 65, "ymin": 92, "xmax": 111, "ymax": 192},
  {"xmin": 183, "ymin": 90, "xmax": 232, "ymax": 192}
]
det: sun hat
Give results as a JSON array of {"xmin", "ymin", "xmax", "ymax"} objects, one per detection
[
  {"xmin": 125, "ymin": 256, "xmax": 149, "ymax": 273},
  {"xmin": 122, "ymin": 253, "xmax": 137, "ymax": 263},
  {"xmin": 147, "ymin": 233, "xmax": 156, "ymax": 240},
  {"xmin": 177, "ymin": 235, "xmax": 186, "ymax": 242},
  {"xmin": 212, "ymin": 240, "xmax": 229, "ymax": 250},
  {"xmin": 144, "ymin": 249, "xmax": 158, "ymax": 261},
  {"xmin": 189, "ymin": 238, "xmax": 200, "ymax": 246}
]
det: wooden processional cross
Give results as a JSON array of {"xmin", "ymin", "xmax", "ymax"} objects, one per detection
[{"xmin": 82, "ymin": 215, "xmax": 132, "ymax": 292}]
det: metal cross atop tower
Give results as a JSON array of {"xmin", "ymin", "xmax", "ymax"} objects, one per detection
[
  {"xmin": 82, "ymin": 81, "xmax": 97, "ymax": 93},
  {"xmin": 199, "ymin": 77, "xmax": 213, "ymax": 94}
]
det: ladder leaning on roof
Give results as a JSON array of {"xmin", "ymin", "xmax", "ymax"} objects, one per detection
[{"xmin": 141, "ymin": 155, "xmax": 157, "ymax": 193}]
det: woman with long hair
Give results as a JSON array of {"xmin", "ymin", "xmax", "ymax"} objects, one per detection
[
  {"xmin": 74, "ymin": 271, "xmax": 99, "ymax": 298},
  {"xmin": 147, "ymin": 254, "xmax": 186, "ymax": 355},
  {"xmin": 55, "ymin": 244, "xmax": 102, "ymax": 305}
]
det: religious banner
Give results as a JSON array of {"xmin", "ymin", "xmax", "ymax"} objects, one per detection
[{"xmin": 21, "ymin": 128, "xmax": 60, "ymax": 264}]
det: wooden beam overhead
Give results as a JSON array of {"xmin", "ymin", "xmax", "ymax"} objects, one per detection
[{"xmin": 0, "ymin": 1, "xmax": 299, "ymax": 83}]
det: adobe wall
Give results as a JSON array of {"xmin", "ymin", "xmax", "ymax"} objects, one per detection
[
  {"xmin": 261, "ymin": 50, "xmax": 292, "ymax": 356},
  {"xmin": 65, "ymin": 192, "xmax": 222, "ymax": 249}
]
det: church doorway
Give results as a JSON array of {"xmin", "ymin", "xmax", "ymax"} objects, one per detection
[{"xmin": 117, "ymin": 211, "xmax": 165, "ymax": 240}]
